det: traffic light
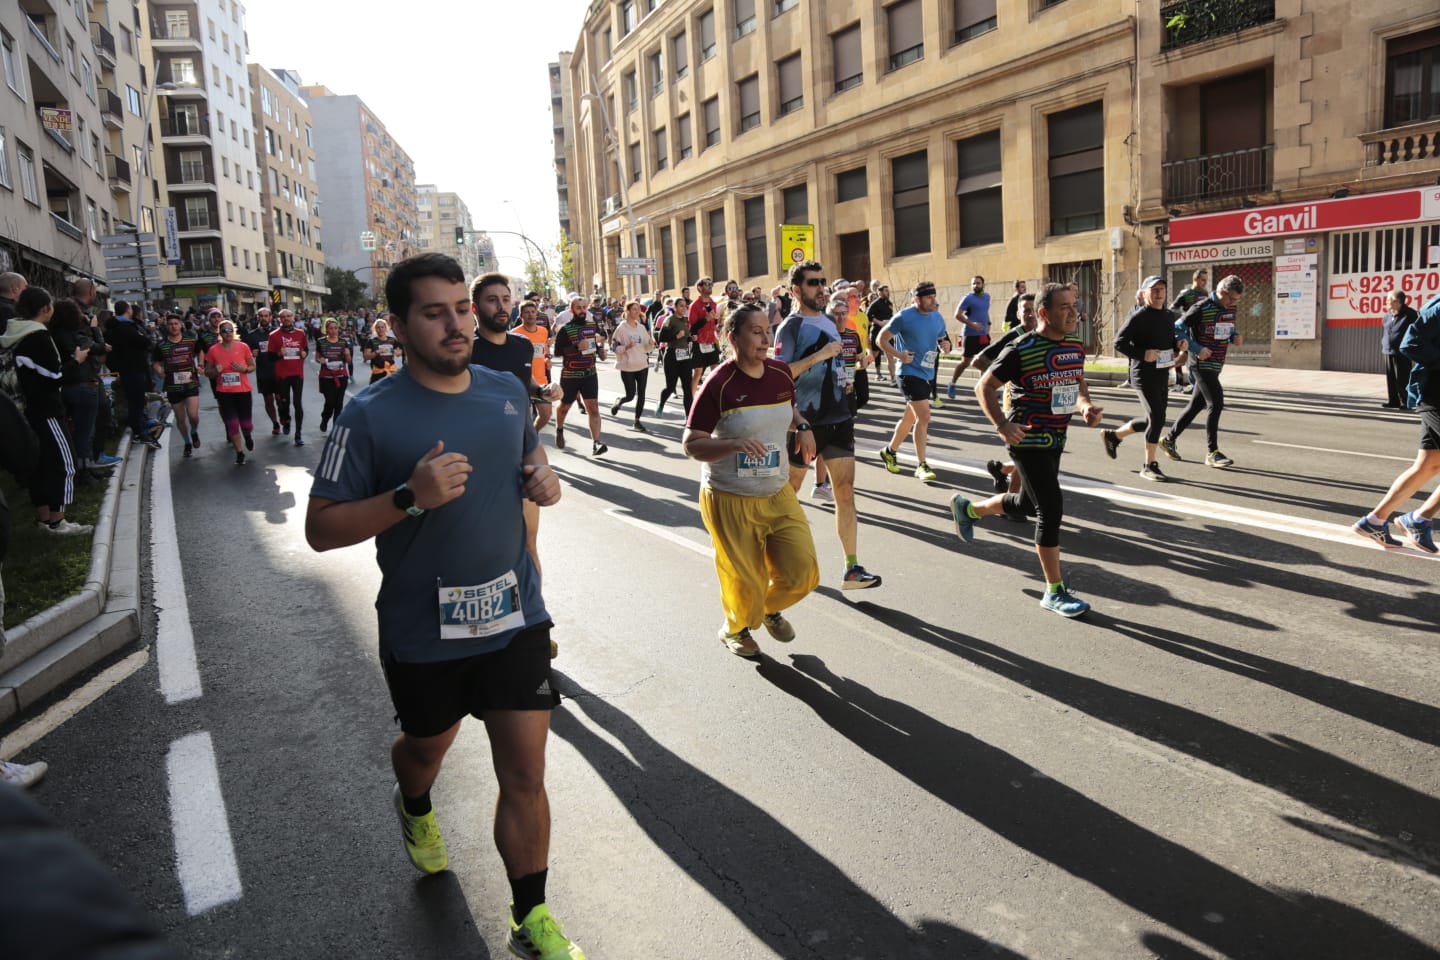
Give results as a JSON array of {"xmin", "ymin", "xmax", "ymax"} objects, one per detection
[
  {"xmin": 477, "ymin": 256, "xmax": 486, "ymax": 269},
  {"xmin": 455, "ymin": 227, "xmax": 465, "ymax": 245}
]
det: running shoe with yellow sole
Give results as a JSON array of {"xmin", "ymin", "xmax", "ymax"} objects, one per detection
[
  {"xmin": 391, "ymin": 783, "xmax": 448, "ymax": 874},
  {"xmin": 507, "ymin": 903, "xmax": 586, "ymax": 959}
]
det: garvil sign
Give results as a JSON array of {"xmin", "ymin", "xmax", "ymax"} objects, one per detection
[{"xmin": 1169, "ymin": 186, "xmax": 1440, "ymax": 245}]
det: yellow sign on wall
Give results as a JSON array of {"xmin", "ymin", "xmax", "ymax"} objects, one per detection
[{"xmin": 779, "ymin": 224, "xmax": 815, "ymax": 274}]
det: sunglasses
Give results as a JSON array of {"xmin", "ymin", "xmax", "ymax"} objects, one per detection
[{"xmin": 800, "ymin": 278, "xmax": 828, "ymax": 288}]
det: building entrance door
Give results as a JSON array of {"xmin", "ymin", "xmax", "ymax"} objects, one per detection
[{"xmin": 839, "ymin": 231, "xmax": 869, "ymax": 288}]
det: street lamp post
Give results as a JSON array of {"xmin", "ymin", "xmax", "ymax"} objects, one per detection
[
  {"xmin": 471, "ymin": 229, "xmax": 550, "ymax": 290},
  {"xmin": 133, "ymin": 79, "xmax": 178, "ymax": 315}
]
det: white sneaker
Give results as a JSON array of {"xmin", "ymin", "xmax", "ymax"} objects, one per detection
[
  {"xmin": 810, "ymin": 481, "xmax": 834, "ymax": 502},
  {"xmin": 0, "ymin": 759, "xmax": 48, "ymax": 789},
  {"xmin": 37, "ymin": 519, "xmax": 94, "ymax": 536}
]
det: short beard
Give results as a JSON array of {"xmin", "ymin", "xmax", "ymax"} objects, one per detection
[{"xmin": 477, "ymin": 308, "xmax": 509, "ymax": 335}]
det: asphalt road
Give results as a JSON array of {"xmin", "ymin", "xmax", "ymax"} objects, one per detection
[{"xmin": 13, "ymin": 358, "xmax": 1440, "ymax": 960}]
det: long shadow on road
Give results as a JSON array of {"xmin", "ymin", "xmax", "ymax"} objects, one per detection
[{"xmin": 756, "ymin": 653, "xmax": 1437, "ymax": 960}]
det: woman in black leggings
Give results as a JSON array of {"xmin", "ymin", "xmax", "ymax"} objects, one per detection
[
  {"xmin": 654, "ymin": 308, "xmax": 694, "ymax": 416},
  {"xmin": 1101, "ymin": 277, "xmax": 1184, "ymax": 481}
]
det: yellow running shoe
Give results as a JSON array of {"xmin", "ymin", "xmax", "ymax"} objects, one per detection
[
  {"xmin": 391, "ymin": 783, "xmax": 448, "ymax": 874},
  {"xmin": 507, "ymin": 903, "xmax": 586, "ymax": 959}
]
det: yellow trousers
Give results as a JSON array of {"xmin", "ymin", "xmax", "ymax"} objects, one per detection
[{"xmin": 700, "ymin": 484, "xmax": 820, "ymax": 635}]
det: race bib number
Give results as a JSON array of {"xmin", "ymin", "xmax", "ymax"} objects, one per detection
[
  {"xmin": 1050, "ymin": 382, "xmax": 1079, "ymax": 415},
  {"xmin": 437, "ymin": 572, "xmax": 525, "ymax": 640},
  {"xmin": 674, "ymin": 348, "xmax": 691, "ymax": 361},
  {"xmin": 326, "ymin": 360, "xmax": 344, "ymax": 369},
  {"xmin": 219, "ymin": 372, "xmax": 241, "ymax": 387},
  {"xmin": 736, "ymin": 444, "xmax": 782, "ymax": 478},
  {"xmin": 172, "ymin": 370, "xmax": 193, "ymax": 385},
  {"xmin": 920, "ymin": 350, "xmax": 937, "ymax": 371},
  {"xmin": 532, "ymin": 341, "xmax": 546, "ymax": 358},
  {"xmin": 1213, "ymin": 322, "xmax": 1234, "ymax": 341},
  {"xmin": 1154, "ymin": 349, "xmax": 1174, "ymax": 369},
  {"xmin": 580, "ymin": 338, "xmax": 595, "ymax": 355},
  {"xmin": 283, "ymin": 347, "xmax": 300, "ymax": 359},
  {"xmin": 699, "ymin": 342, "xmax": 717, "ymax": 354}
]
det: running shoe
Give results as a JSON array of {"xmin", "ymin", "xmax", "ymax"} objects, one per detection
[
  {"xmin": 915, "ymin": 461, "xmax": 938, "ymax": 482},
  {"xmin": 946, "ymin": 383, "xmax": 957, "ymax": 400},
  {"xmin": 1398, "ymin": 513, "xmax": 1437, "ymax": 554},
  {"xmin": 1159, "ymin": 436, "xmax": 1181, "ymax": 462},
  {"xmin": 190, "ymin": 430, "xmax": 200, "ymax": 447},
  {"xmin": 986, "ymin": 459, "xmax": 1009, "ymax": 494},
  {"xmin": 555, "ymin": 426, "xmax": 566, "ymax": 449},
  {"xmin": 320, "ymin": 417, "xmax": 329, "ymax": 434},
  {"xmin": 949, "ymin": 494, "xmax": 976, "ymax": 544},
  {"xmin": 1040, "ymin": 587, "xmax": 1090, "ymax": 618},
  {"xmin": 281, "ymin": 421, "xmax": 291, "ymax": 435},
  {"xmin": 272, "ymin": 424, "xmax": 281, "ymax": 436},
  {"xmin": 932, "ymin": 396, "xmax": 945, "ymax": 409},
  {"xmin": 94, "ymin": 453, "xmax": 124, "ymax": 467},
  {"xmin": 654, "ymin": 398, "xmax": 665, "ymax": 416},
  {"xmin": 719, "ymin": 626, "xmax": 759, "ymax": 658},
  {"xmin": 507, "ymin": 903, "xmax": 586, "ymax": 960},
  {"xmin": 592, "ymin": 441, "xmax": 607, "ymax": 457},
  {"xmin": 0, "ymin": 759, "xmax": 47, "ymax": 789},
  {"xmin": 235, "ymin": 451, "xmax": 246, "ymax": 465},
  {"xmin": 37, "ymin": 519, "xmax": 94, "ymax": 536},
  {"xmin": 762, "ymin": 612, "xmax": 795, "ymax": 642},
  {"xmin": 810, "ymin": 481, "xmax": 834, "ymax": 502},
  {"xmin": 294, "ymin": 435, "xmax": 305, "ymax": 447},
  {"xmin": 243, "ymin": 430, "xmax": 254, "ymax": 451},
  {"xmin": 1352, "ymin": 516, "xmax": 1400, "ymax": 548},
  {"xmin": 610, "ymin": 400, "xmax": 623, "ymax": 416},
  {"xmin": 843, "ymin": 564, "xmax": 882, "ymax": 590},
  {"xmin": 1101, "ymin": 429, "xmax": 1120, "ymax": 459},
  {"xmin": 1205, "ymin": 450, "xmax": 1234, "ymax": 468},
  {"xmin": 183, "ymin": 443, "xmax": 193, "ymax": 458},
  {"xmin": 878, "ymin": 447, "xmax": 900, "ymax": 474},
  {"xmin": 391, "ymin": 783, "xmax": 448, "ymax": 875},
  {"xmin": 1139, "ymin": 461, "xmax": 1168, "ymax": 482},
  {"xmin": 632, "ymin": 422, "xmax": 648, "ymax": 433}
]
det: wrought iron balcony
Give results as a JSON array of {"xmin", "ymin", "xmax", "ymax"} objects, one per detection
[
  {"xmin": 102, "ymin": 88, "xmax": 124, "ymax": 128},
  {"xmin": 161, "ymin": 114, "xmax": 211, "ymax": 138},
  {"xmin": 1361, "ymin": 119, "xmax": 1440, "ymax": 168},
  {"xmin": 1161, "ymin": 0, "xmax": 1276, "ymax": 52},
  {"xmin": 90, "ymin": 23, "xmax": 116, "ymax": 66},
  {"xmin": 1162, "ymin": 144, "xmax": 1273, "ymax": 204},
  {"xmin": 106, "ymin": 152, "xmax": 132, "ymax": 187}
]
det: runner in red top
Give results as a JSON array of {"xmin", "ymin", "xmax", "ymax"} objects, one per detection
[
  {"xmin": 314, "ymin": 318, "xmax": 352, "ymax": 435},
  {"xmin": 203, "ymin": 319, "xmax": 256, "ymax": 464},
  {"xmin": 687, "ymin": 276, "xmax": 723, "ymax": 400},
  {"xmin": 266, "ymin": 308, "xmax": 309, "ymax": 445}
]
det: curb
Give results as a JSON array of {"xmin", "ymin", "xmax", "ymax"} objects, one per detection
[{"xmin": 0, "ymin": 435, "xmax": 148, "ymax": 723}]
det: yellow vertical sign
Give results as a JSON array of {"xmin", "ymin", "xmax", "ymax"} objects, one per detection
[{"xmin": 779, "ymin": 224, "xmax": 815, "ymax": 275}]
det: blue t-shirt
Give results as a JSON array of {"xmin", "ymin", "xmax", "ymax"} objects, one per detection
[
  {"xmin": 309, "ymin": 366, "xmax": 547, "ymax": 663},
  {"xmin": 773, "ymin": 312, "xmax": 850, "ymax": 426},
  {"xmin": 958, "ymin": 292, "xmax": 992, "ymax": 337},
  {"xmin": 886, "ymin": 306, "xmax": 948, "ymax": 380}
]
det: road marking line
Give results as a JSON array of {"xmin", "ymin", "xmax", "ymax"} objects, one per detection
[
  {"xmin": 1252, "ymin": 440, "xmax": 1412, "ymax": 462},
  {"xmin": 0, "ymin": 650, "xmax": 150, "ymax": 758},
  {"xmin": 603, "ymin": 508, "xmax": 714, "ymax": 557},
  {"xmin": 167, "ymin": 731, "xmax": 242, "ymax": 915},
  {"xmin": 150, "ymin": 446, "xmax": 202, "ymax": 703}
]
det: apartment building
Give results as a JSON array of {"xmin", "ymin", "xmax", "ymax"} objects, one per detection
[
  {"xmin": 249, "ymin": 64, "xmax": 325, "ymax": 312},
  {"xmin": 147, "ymin": 0, "xmax": 268, "ymax": 313},
  {"xmin": 0, "ymin": 0, "xmax": 119, "ymax": 291},
  {"xmin": 417, "ymin": 183, "xmax": 481, "ymax": 281},
  {"xmin": 1137, "ymin": 0, "xmax": 1440, "ymax": 373},
  {"xmin": 301, "ymin": 84, "xmax": 418, "ymax": 307},
  {"xmin": 550, "ymin": 53, "xmax": 574, "ymax": 238},
  {"xmin": 564, "ymin": 0, "xmax": 1138, "ymax": 346}
]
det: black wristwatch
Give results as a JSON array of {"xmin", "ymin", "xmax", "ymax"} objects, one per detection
[
  {"xmin": 795, "ymin": 423, "xmax": 812, "ymax": 432},
  {"xmin": 392, "ymin": 483, "xmax": 425, "ymax": 517}
]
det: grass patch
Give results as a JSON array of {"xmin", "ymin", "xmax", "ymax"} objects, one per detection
[{"xmin": 2, "ymin": 467, "xmax": 110, "ymax": 630}]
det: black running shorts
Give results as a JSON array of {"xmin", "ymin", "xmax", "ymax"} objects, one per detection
[
  {"xmin": 900, "ymin": 375, "xmax": 933, "ymax": 403},
  {"xmin": 962, "ymin": 335, "xmax": 990, "ymax": 357},
  {"xmin": 560, "ymin": 374, "xmax": 599, "ymax": 404},
  {"xmin": 380, "ymin": 623, "xmax": 558, "ymax": 738},
  {"xmin": 1420, "ymin": 405, "xmax": 1440, "ymax": 451},
  {"xmin": 787, "ymin": 419, "xmax": 856, "ymax": 466}
]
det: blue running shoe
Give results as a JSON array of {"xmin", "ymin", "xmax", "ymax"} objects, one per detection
[
  {"xmin": 1352, "ymin": 517, "xmax": 1400, "ymax": 548},
  {"xmin": 1040, "ymin": 587, "xmax": 1090, "ymax": 618},
  {"xmin": 94, "ymin": 453, "xmax": 124, "ymax": 466},
  {"xmin": 949, "ymin": 494, "xmax": 975, "ymax": 543},
  {"xmin": 1397, "ymin": 513, "xmax": 1437, "ymax": 554}
]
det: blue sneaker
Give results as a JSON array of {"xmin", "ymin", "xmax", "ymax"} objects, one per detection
[
  {"xmin": 94, "ymin": 453, "xmax": 124, "ymax": 466},
  {"xmin": 949, "ymin": 494, "xmax": 975, "ymax": 543},
  {"xmin": 946, "ymin": 382, "xmax": 956, "ymax": 400},
  {"xmin": 1040, "ymin": 587, "xmax": 1090, "ymax": 618},
  {"xmin": 1397, "ymin": 513, "xmax": 1437, "ymax": 554},
  {"xmin": 1352, "ymin": 517, "xmax": 1400, "ymax": 548}
]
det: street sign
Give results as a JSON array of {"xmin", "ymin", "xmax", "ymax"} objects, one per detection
[
  {"xmin": 162, "ymin": 207, "xmax": 180, "ymax": 263},
  {"xmin": 780, "ymin": 224, "xmax": 815, "ymax": 270},
  {"xmin": 40, "ymin": 108, "xmax": 73, "ymax": 130},
  {"xmin": 617, "ymin": 256, "xmax": 658, "ymax": 277},
  {"xmin": 101, "ymin": 232, "xmax": 156, "ymax": 245},
  {"xmin": 106, "ymin": 270, "xmax": 160, "ymax": 283}
]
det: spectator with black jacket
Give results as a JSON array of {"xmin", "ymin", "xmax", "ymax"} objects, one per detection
[
  {"xmin": 49, "ymin": 300, "xmax": 110, "ymax": 480},
  {"xmin": 104, "ymin": 300, "xmax": 159, "ymax": 449},
  {"xmin": 1382, "ymin": 291, "xmax": 1419, "ymax": 410}
]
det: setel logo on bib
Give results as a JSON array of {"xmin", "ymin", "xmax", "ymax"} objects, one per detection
[{"xmin": 438, "ymin": 572, "xmax": 525, "ymax": 640}]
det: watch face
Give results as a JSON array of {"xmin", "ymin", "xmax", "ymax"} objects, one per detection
[{"xmin": 393, "ymin": 485, "xmax": 415, "ymax": 509}]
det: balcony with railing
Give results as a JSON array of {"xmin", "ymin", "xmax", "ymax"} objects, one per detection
[
  {"xmin": 150, "ymin": 20, "xmax": 202, "ymax": 51},
  {"xmin": 106, "ymin": 152, "xmax": 132, "ymax": 190},
  {"xmin": 1162, "ymin": 144, "xmax": 1273, "ymax": 204},
  {"xmin": 101, "ymin": 88, "xmax": 124, "ymax": 129},
  {"xmin": 1160, "ymin": 0, "xmax": 1276, "ymax": 52},
  {"xmin": 603, "ymin": 194, "xmax": 622, "ymax": 217},
  {"xmin": 90, "ymin": 22, "xmax": 116, "ymax": 66},
  {"xmin": 164, "ymin": 154, "xmax": 216, "ymax": 189},
  {"xmin": 160, "ymin": 113, "xmax": 211, "ymax": 140},
  {"xmin": 1361, "ymin": 119, "xmax": 1440, "ymax": 169}
]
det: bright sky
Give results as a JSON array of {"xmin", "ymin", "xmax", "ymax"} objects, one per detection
[{"xmin": 243, "ymin": 0, "xmax": 591, "ymax": 278}]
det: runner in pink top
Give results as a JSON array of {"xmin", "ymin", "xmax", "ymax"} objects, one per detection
[{"xmin": 204, "ymin": 319, "xmax": 256, "ymax": 464}]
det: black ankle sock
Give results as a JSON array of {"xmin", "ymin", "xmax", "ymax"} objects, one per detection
[
  {"xmin": 510, "ymin": 868, "xmax": 548, "ymax": 922},
  {"xmin": 401, "ymin": 790, "xmax": 431, "ymax": 817}
]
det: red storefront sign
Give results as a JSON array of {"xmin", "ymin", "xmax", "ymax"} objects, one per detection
[{"xmin": 1169, "ymin": 186, "xmax": 1440, "ymax": 245}]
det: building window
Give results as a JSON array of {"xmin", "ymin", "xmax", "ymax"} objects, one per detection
[
  {"xmin": 171, "ymin": 58, "xmax": 195, "ymax": 84},
  {"xmin": 86, "ymin": 197, "xmax": 99, "ymax": 240},
  {"xmin": 836, "ymin": 166, "xmax": 867, "ymax": 202},
  {"xmin": 672, "ymin": 32, "xmax": 688, "ymax": 78},
  {"xmin": 892, "ymin": 150, "xmax": 930, "ymax": 256},
  {"xmin": 708, "ymin": 207, "xmax": 728, "ymax": 278},
  {"xmin": 886, "ymin": 0, "xmax": 924, "ymax": 72},
  {"xmin": 956, "ymin": 129, "xmax": 1003, "ymax": 247},
  {"xmin": 774, "ymin": 0, "xmax": 797, "ymax": 14},
  {"xmin": 734, "ymin": 0, "xmax": 757, "ymax": 38},
  {"xmin": 699, "ymin": 9, "xmax": 716, "ymax": 60},
  {"xmin": 654, "ymin": 127, "xmax": 668, "ymax": 170},
  {"xmin": 65, "ymin": 33, "xmax": 77, "ymax": 78},
  {"xmin": 783, "ymin": 183, "xmax": 808, "ymax": 223},
  {"xmin": 703, "ymin": 97, "xmax": 721, "ymax": 147},
  {"xmin": 620, "ymin": 0, "xmax": 636, "ymax": 35},
  {"xmin": 648, "ymin": 50, "xmax": 664, "ymax": 96},
  {"xmin": 954, "ymin": 0, "xmax": 997, "ymax": 43},
  {"xmin": 1, "ymin": 29, "xmax": 23, "ymax": 99},
  {"xmin": 623, "ymin": 70, "xmax": 638, "ymax": 112},
  {"xmin": 683, "ymin": 217, "xmax": 699, "ymax": 282},
  {"xmin": 221, "ymin": 156, "xmax": 230, "ymax": 178},
  {"xmin": 628, "ymin": 141, "xmax": 641, "ymax": 183},
  {"xmin": 127, "ymin": 85, "xmax": 142, "ymax": 115},
  {"xmin": 1047, "ymin": 101, "xmax": 1104, "ymax": 236},
  {"xmin": 118, "ymin": 24, "xmax": 132, "ymax": 55},
  {"xmin": 226, "ymin": 200, "xmax": 234, "ymax": 222},
  {"xmin": 831, "ymin": 24, "xmax": 863, "ymax": 93},
  {"xmin": 744, "ymin": 197, "xmax": 767, "ymax": 278},
  {"xmin": 1385, "ymin": 27, "xmax": 1440, "ymax": 127},
  {"xmin": 0, "ymin": 127, "xmax": 9, "ymax": 190},
  {"xmin": 659, "ymin": 224, "xmax": 675, "ymax": 289},
  {"xmin": 737, "ymin": 75, "xmax": 760, "ymax": 132},
  {"xmin": 165, "ymin": 10, "xmax": 191, "ymax": 38},
  {"xmin": 186, "ymin": 196, "xmax": 210, "ymax": 229},
  {"xmin": 677, "ymin": 113, "xmax": 693, "ymax": 159},
  {"xmin": 777, "ymin": 54, "xmax": 803, "ymax": 116}
]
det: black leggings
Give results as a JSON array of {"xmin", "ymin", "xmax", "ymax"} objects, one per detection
[
  {"xmin": 320, "ymin": 377, "xmax": 348, "ymax": 424},
  {"xmin": 850, "ymin": 368, "xmax": 870, "ymax": 412},
  {"xmin": 1004, "ymin": 446, "xmax": 1065, "ymax": 548},
  {"xmin": 215, "ymin": 391, "xmax": 253, "ymax": 437},
  {"xmin": 658, "ymin": 351, "xmax": 693, "ymax": 413},
  {"xmin": 1169, "ymin": 367, "xmax": 1224, "ymax": 451},
  {"xmin": 616, "ymin": 368, "xmax": 649, "ymax": 416},
  {"xmin": 1124, "ymin": 368, "xmax": 1170, "ymax": 444},
  {"xmin": 275, "ymin": 375, "xmax": 304, "ymax": 431}
]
